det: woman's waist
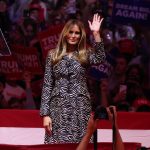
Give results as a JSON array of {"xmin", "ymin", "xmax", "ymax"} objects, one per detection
[{"xmin": 51, "ymin": 86, "xmax": 90, "ymax": 98}]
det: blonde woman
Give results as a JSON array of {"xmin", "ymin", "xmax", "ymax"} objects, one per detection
[{"xmin": 40, "ymin": 13, "xmax": 105, "ymax": 143}]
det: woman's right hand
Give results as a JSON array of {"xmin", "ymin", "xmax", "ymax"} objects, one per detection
[{"xmin": 43, "ymin": 116, "xmax": 52, "ymax": 135}]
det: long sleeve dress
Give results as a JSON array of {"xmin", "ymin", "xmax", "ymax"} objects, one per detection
[{"xmin": 40, "ymin": 41, "xmax": 105, "ymax": 144}]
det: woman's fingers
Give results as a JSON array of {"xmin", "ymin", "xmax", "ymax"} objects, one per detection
[
  {"xmin": 93, "ymin": 13, "xmax": 103, "ymax": 22},
  {"xmin": 45, "ymin": 124, "xmax": 52, "ymax": 135},
  {"xmin": 88, "ymin": 20, "xmax": 92, "ymax": 28},
  {"xmin": 43, "ymin": 116, "xmax": 52, "ymax": 135},
  {"xmin": 100, "ymin": 18, "xmax": 104, "ymax": 25}
]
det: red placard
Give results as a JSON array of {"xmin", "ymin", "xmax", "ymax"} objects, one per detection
[
  {"xmin": 11, "ymin": 45, "xmax": 43, "ymax": 75},
  {"xmin": 38, "ymin": 24, "xmax": 64, "ymax": 59},
  {"xmin": 0, "ymin": 55, "xmax": 22, "ymax": 79}
]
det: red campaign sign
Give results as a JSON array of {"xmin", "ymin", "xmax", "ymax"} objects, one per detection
[
  {"xmin": 11, "ymin": 45, "xmax": 43, "ymax": 75},
  {"xmin": 38, "ymin": 24, "xmax": 64, "ymax": 59},
  {"xmin": 0, "ymin": 55, "xmax": 23, "ymax": 79}
]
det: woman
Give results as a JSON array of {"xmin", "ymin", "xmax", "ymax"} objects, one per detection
[{"xmin": 40, "ymin": 13, "xmax": 105, "ymax": 143}]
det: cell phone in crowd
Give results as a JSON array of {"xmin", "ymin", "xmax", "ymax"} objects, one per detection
[{"xmin": 119, "ymin": 84, "xmax": 127, "ymax": 92}]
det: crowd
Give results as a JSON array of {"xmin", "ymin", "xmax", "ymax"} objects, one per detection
[{"xmin": 0, "ymin": 0, "xmax": 150, "ymax": 112}]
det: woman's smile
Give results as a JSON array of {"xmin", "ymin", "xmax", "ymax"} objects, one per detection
[{"xmin": 66, "ymin": 24, "xmax": 81, "ymax": 45}]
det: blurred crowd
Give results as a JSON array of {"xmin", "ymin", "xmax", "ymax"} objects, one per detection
[{"xmin": 0, "ymin": 0, "xmax": 150, "ymax": 112}]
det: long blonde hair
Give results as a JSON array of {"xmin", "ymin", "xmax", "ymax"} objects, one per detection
[{"xmin": 51, "ymin": 19, "xmax": 88, "ymax": 64}]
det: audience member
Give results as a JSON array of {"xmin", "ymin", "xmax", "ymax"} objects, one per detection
[
  {"xmin": 22, "ymin": 71, "xmax": 36, "ymax": 109},
  {"xmin": 133, "ymin": 98, "xmax": 150, "ymax": 112},
  {"xmin": 76, "ymin": 106, "xmax": 125, "ymax": 150},
  {"xmin": 0, "ymin": 0, "xmax": 11, "ymax": 36},
  {"xmin": 109, "ymin": 54, "xmax": 129, "ymax": 110},
  {"xmin": 2, "ymin": 76, "xmax": 26, "ymax": 106},
  {"xmin": 8, "ymin": 23, "xmax": 26, "ymax": 45},
  {"xmin": 21, "ymin": 17, "xmax": 38, "ymax": 46},
  {"xmin": 88, "ymin": 78, "xmax": 110, "ymax": 112},
  {"xmin": 8, "ymin": 0, "xmax": 30, "ymax": 23},
  {"xmin": 125, "ymin": 64, "xmax": 149, "ymax": 110}
]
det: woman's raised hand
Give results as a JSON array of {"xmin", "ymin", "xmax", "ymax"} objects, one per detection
[{"xmin": 88, "ymin": 13, "xmax": 104, "ymax": 33}]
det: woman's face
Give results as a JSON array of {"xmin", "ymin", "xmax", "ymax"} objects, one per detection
[{"xmin": 66, "ymin": 24, "xmax": 81, "ymax": 45}]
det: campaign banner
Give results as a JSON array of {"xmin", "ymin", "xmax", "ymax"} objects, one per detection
[
  {"xmin": 112, "ymin": 0, "xmax": 150, "ymax": 25},
  {"xmin": 38, "ymin": 24, "xmax": 64, "ymax": 60},
  {"xmin": 88, "ymin": 54, "xmax": 115, "ymax": 81},
  {"xmin": 11, "ymin": 45, "xmax": 43, "ymax": 75},
  {"xmin": 0, "ymin": 56, "xmax": 23, "ymax": 79}
]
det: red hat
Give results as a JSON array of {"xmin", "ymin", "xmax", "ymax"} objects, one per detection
[
  {"xmin": 29, "ymin": 4, "xmax": 40, "ymax": 11},
  {"xmin": 133, "ymin": 98, "xmax": 150, "ymax": 109}
]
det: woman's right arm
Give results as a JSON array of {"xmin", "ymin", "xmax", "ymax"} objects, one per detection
[
  {"xmin": 40, "ymin": 53, "xmax": 54, "ymax": 116},
  {"xmin": 40, "ymin": 53, "xmax": 54, "ymax": 134}
]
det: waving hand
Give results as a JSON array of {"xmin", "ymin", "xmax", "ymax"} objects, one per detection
[{"xmin": 88, "ymin": 13, "xmax": 104, "ymax": 33}]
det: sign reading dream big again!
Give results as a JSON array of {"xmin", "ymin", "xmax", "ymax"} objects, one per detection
[{"xmin": 112, "ymin": 0, "xmax": 150, "ymax": 25}]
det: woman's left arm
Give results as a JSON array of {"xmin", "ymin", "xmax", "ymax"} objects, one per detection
[
  {"xmin": 88, "ymin": 13, "xmax": 103, "ymax": 42},
  {"xmin": 88, "ymin": 14, "xmax": 106, "ymax": 64}
]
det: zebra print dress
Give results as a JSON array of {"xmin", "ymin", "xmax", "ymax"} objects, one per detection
[{"xmin": 40, "ymin": 41, "xmax": 105, "ymax": 144}]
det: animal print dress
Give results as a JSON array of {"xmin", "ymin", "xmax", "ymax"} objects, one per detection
[{"xmin": 40, "ymin": 41, "xmax": 105, "ymax": 143}]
